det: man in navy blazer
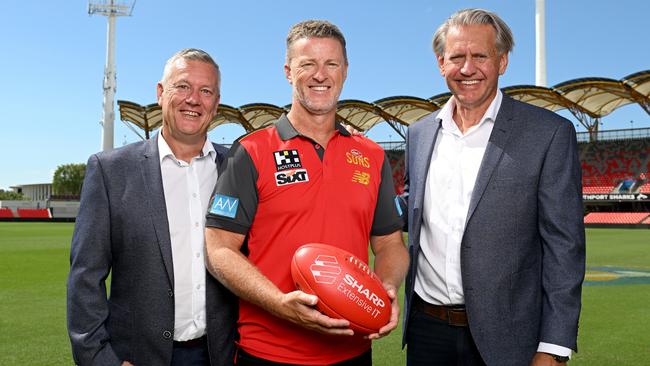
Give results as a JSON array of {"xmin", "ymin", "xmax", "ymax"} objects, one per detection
[
  {"xmin": 67, "ymin": 49, "xmax": 237, "ymax": 365},
  {"xmin": 401, "ymin": 9, "xmax": 585, "ymax": 366}
]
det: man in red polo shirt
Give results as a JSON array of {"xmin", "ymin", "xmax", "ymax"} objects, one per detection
[{"xmin": 204, "ymin": 20, "xmax": 409, "ymax": 365}]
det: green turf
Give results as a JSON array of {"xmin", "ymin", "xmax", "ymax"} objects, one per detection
[
  {"xmin": 0, "ymin": 222, "xmax": 73, "ymax": 364},
  {"xmin": 0, "ymin": 223, "xmax": 648, "ymax": 365}
]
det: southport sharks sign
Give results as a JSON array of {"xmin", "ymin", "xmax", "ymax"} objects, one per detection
[{"xmin": 583, "ymin": 193, "xmax": 649, "ymax": 201}]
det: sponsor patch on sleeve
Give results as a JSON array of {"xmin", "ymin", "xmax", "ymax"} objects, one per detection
[{"xmin": 209, "ymin": 194, "xmax": 239, "ymax": 218}]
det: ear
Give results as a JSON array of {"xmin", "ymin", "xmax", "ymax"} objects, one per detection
[
  {"xmin": 437, "ymin": 55, "xmax": 445, "ymax": 76},
  {"xmin": 284, "ymin": 63, "xmax": 292, "ymax": 84},
  {"xmin": 342, "ymin": 62, "xmax": 348, "ymax": 82},
  {"xmin": 156, "ymin": 82, "xmax": 164, "ymax": 106},
  {"xmin": 498, "ymin": 52, "xmax": 509, "ymax": 75}
]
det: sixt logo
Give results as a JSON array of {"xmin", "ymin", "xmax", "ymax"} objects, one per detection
[
  {"xmin": 275, "ymin": 169, "xmax": 309, "ymax": 186},
  {"xmin": 309, "ymin": 255, "xmax": 341, "ymax": 284},
  {"xmin": 273, "ymin": 150, "xmax": 302, "ymax": 171},
  {"xmin": 343, "ymin": 273, "xmax": 385, "ymax": 307},
  {"xmin": 345, "ymin": 149, "xmax": 370, "ymax": 168},
  {"xmin": 208, "ymin": 194, "xmax": 239, "ymax": 218}
]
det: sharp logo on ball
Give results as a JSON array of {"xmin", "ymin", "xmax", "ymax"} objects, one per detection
[
  {"xmin": 275, "ymin": 169, "xmax": 309, "ymax": 186},
  {"xmin": 307, "ymin": 253, "xmax": 385, "ymax": 319},
  {"xmin": 309, "ymin": 255, "xmax": 341, "ymax": 284},
  {"xmin": 273, "ymin": 149, "xmax": 302, "ymax": 171}
]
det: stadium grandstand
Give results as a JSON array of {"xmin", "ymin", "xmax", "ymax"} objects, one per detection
[{"xmin": 2, "ymin": 70, "xmax": 648, "ymax": 227}]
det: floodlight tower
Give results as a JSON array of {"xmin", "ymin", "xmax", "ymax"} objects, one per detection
[
  {"xmin": 88, "ymin": 0, "xmax": 135, "ymax": 151},
  {"xmin": 535, "ymin": 0, "xmax": 547, "ymax": 87}
]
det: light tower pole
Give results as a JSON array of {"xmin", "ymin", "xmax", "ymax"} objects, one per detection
[
  {"xmin": 88, "ymin": 0, "xmax": 135, "ymax": 151},
  {"xmin": 535, "ymin": 0, "xmax": 547, "ymax": 87}
]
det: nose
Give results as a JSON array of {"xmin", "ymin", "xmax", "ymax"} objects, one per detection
[
  {"xmin": 460, "ymin": 57, "xmax": 477, "ymax": 76},
  {"xmin": 184, "ymin": 87, "xmax": 200, "ymax": 105},
  {"xmin": 312, "ymin": 65, "xmax": 327, "ymax": 82}
]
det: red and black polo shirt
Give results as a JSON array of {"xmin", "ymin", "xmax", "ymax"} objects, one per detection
[{"xmin": 206, "ymin": 114, "xmax": 402, "ymax": 365}]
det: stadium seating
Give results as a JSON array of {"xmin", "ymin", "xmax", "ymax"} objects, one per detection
[
  {"xmin": 583, "ymin": 212, "xmax": 650, "ymax": 224},
  {"xmin": 579, "ymin": 138, "xmax": 650, "ymax": 193},
  {"xmin": 0, "ymin": 208, "xmax": 14, "ymax": 218},
  {"xmin": 16, "ymin": 208, "xmax": 51, "ymax": 219},
  {"xmin": 386, "ymin": 150, "xmax": 405, "ymax": 194}
]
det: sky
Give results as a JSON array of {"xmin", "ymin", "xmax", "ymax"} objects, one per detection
[{"xmin": 1, "ymin": 0, "xmax": 648, "ymax": 190}]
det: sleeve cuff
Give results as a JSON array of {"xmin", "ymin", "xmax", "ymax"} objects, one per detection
[{"xmin": 537, "ymin": 342, "xmax": 573, "ymax": 358}]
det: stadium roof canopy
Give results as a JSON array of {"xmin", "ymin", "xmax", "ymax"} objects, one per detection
[{"xmin": 118, "ymin": 69, "xmax": 650, "ymax": 140}]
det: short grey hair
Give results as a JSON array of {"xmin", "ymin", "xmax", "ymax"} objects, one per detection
[
  {"xmin": 432, "ymin": 8, "xmax": 514, "ymax": 57},
  {"xmin": 161, "ymin": 48, "xmax": 221, "ymax": 92},
  {"xmin": 286, "ymin": 20, "xmax": 348, "ymax": 64}
]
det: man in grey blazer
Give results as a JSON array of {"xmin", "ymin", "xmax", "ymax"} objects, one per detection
[
  {"xmin": 67, "ymin": 49, "xmax": 237, "ymax": 365},
  {"xmin": 401, "ymin": 9, "xmax": 585, "ymax": 366}
]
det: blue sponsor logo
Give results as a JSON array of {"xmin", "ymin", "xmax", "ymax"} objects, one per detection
[{"xmin": 209, "ymin": 194, "xmax": 239, "ymax": 218}]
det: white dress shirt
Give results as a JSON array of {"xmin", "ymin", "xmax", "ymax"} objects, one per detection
[
  {"xmin": 415, "ymin": 91, "xmax": 500, "ymax": 306},
  {"xmin": 158, "ymin": 133, "xmax": 218, "ymax": 342},
  {"xmin": 414, "ymin": 90, "xmax": 571, "ymax": 358}
]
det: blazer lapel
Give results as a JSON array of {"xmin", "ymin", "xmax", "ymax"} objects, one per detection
[
  {"xmin": 413, "ymin": 116, "xmax": 442, "ymax": 211},
  {"xmin": 142, "ymin": 135, "xmax": 174, "ymax": 286},
  {"xmin": 465, "ymin": 95, "xmax": 514, "ymax": 226}
]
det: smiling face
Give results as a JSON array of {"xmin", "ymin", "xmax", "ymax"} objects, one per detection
[
  {"xmin": 285, "ymin": 37, "xmax": 347, "ymax": 117},
  {"xmin": 157, "ymin": 59, "xmax": 220, "ymax": 146},
  {"xmin": 438, "ymin": 24, "xmax": 508, "ymax": 115}
]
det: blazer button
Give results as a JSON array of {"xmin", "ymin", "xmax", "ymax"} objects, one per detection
[
  {"xmin": 163, "ymin": 330, "xmax": 172, "ymax": 339},
  {"xmin": 168, "ymin": 289, "xmax": 174, "ymax": 298}
]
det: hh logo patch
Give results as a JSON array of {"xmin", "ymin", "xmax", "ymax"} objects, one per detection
[
  {"xmin": 274, "ymin": 150, "xmax": 302, "ymax": 171},
  {"xmin": 345, "ymin": 149, "xmax": 370, "ymax": 168},
  {"xmin": 351, "ymin": 170, "xmax": 371, "ymax": 185},
  {"xmin": 275, "ymin": 169, "xmax": 309, "ymax": 186},
  {"xmin": 209, "ymin": 194, "xmax": 239, "ymax": 218}
]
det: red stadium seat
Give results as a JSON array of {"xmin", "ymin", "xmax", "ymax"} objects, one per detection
[
  {"xmin": 0, "ymin": 208, "xmax": 14, "ymax": 218},
  {"xmin": 583, "ymin": 212, "xmax": 650, "ymax": 224},
  {"xmin": 16, "ymin": 208, "xmax": 51, "ymax": 219}
]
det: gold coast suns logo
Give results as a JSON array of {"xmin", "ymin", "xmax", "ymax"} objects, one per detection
[{"xmin": 345, "ymin": 149, "xmax": 370, "ymax": 168}]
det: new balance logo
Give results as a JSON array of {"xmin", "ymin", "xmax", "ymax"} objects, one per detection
[{"xmin": 309, "ymin": 255, "xmax": 341, "ymax": 284}]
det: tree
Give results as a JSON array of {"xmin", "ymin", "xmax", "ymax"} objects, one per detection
[
  {"xmin": 52, "ymin": 163, "xmax": 86, "ymax": 196},
  {"xmin": 0, "ymin": 189, "xmax": 26, "ymax": 200}
]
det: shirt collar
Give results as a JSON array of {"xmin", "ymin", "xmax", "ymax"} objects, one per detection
[
  {"xmin": 157, "ymin": 131, "xmax": 215, "ymax": 164},
  {"xmin": 275, "ymin": 113, "xmax": 351, "ymax": 141},
  {"xmin": 438, "ymin": 89, "xmax": 503, "ymax": 134}
]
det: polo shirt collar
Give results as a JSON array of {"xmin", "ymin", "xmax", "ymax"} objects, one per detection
[{"xmin": 276, "ymin": 113, "xmax": 351, "ymax": 141}]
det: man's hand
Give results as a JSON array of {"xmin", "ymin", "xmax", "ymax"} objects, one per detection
[
  {"xmin": 342, "ymin": 123, "xmax": 364, "ymax": 136},
  {"xmin": 367, "ymin": 283, "xmax": 400, "ymax": 340},
  {"xmin": 530, "ymin": 352, "xmax": 567, "ymax": 366},
  {"xmin": 278, "ymin": 291, "xmax": 354, "ymax": 336}
]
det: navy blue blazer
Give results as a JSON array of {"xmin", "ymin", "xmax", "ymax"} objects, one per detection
[
  {"xmin": 401, "ymin": 95, "xmax": 585, "ymax": 365},
  {"xmin": 67, "ymin": 135, "xmax": 237, "ymax": 365}
]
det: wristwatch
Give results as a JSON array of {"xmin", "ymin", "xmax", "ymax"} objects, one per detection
[{"xmin": 547, "ymin": 353, "xmax": 570, "ymax": 363}]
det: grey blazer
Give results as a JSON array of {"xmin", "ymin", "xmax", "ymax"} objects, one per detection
[
  {"xmin": 401, "ymin": 95, "xmax": 585, "ymax": 365},
  {"xmin": 67, "ymin": 135, "xmax": 237, "ymax": 365}
]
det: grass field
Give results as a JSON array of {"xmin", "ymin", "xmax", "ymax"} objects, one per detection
[{"xmin": 1, "ymin": 223, "xmax": 648, "ymax": 365}]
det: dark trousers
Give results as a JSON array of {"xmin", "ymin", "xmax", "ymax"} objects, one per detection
[
  {"xmin": 171, "ymin": 337, "xmax": 210, "ymax": 366},
  {"xmin": 406, "ymin": 308, "xmax": 485, "ymax": 366},
  {"xmin": 236, "ymin": 348, "xmax": 372, "ymax": 366}
]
